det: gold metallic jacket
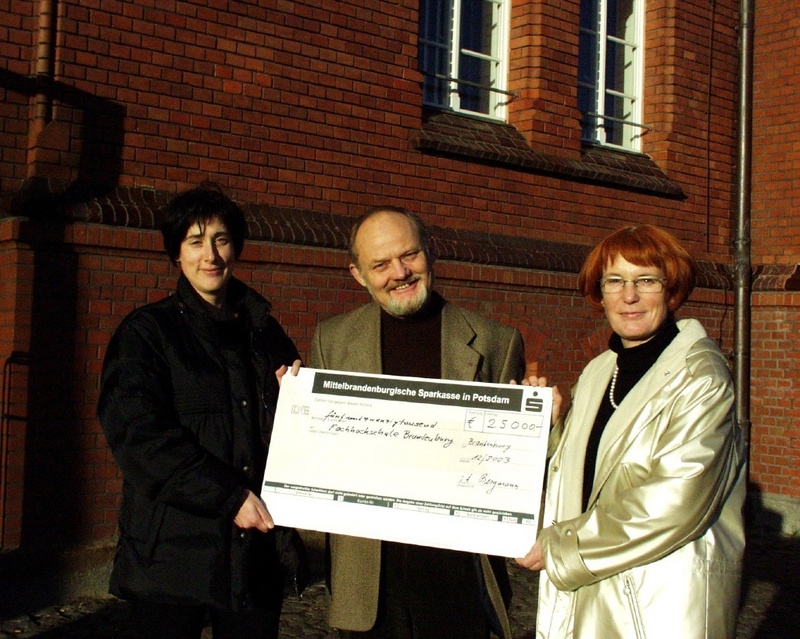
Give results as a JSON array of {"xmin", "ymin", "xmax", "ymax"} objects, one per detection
[{"xmin": 537, "ymin": 319, "xmax": 746, "ymax": 639}]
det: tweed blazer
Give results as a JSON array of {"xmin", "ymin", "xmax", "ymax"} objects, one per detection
[{"xmin": 309, "ymin": 298, "xmax": 526, "ymax": 635}]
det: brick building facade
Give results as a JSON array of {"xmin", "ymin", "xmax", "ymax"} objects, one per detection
[
  {"xmin": 749, "ymin": 0, "xmax": 800, "ymax": 530},
  {"xmin": 0, "ymin": 0, "xmax": 797, "ymax": 601}
]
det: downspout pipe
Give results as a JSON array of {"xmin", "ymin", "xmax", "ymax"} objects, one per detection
[
  {"xmin": 734, "ymin": 0, "xmax": 754, "ymax": 455},
  {"xmin": 31, "ymin": 0, "xmax": 56, "ymax": 139},
  {"xmin": 35, "ymin": 0, "xmax": 56, "ymax": 119}
]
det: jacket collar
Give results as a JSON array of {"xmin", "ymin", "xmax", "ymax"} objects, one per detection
[
  {"xmin": 349, "ymin": 293, "xmax": 483, "ymax": 381},
  {"xmin": 176, "ymin": 275, "xmax": 271, "ymax": 330},
  {"xmin": 586, "ymin": 319, "xmax": 709, "ymax": 506}
]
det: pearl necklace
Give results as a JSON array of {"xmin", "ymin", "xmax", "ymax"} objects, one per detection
[{"xmin": 609, "ymin": 366, "xmax": 619, "ymax": 409}]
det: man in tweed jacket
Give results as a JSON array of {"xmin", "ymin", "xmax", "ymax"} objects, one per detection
[{"xmin": 310, "ymin": 206, "xmax": 525, "ymax": 639}]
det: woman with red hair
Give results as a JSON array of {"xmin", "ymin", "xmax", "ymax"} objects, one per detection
[{"xmin": 518, "ymin": 225, "xmax": 746, "ymax": 639}]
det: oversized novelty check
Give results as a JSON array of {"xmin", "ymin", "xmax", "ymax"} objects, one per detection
[{"xmin": 261, "ymin": 368, "xmax": 551, "ymax": 557}]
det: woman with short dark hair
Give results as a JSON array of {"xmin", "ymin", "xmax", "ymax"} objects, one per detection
[{"xmin": 98, "ymin": 184, "xmax": 303, "ymax": 639}]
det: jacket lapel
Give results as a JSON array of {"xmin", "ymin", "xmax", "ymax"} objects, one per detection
[
  {"xmin": 440, "ymin": 303, "xmax": 482, "ymax": 382},
  {"xmin": 345, "ymin": 303, "xmax": 383, "ymax": 374},
  {"xmin": 588, "ymin": 331, "xmax": 689, "ymax": 507},
  {"xmin": 557, "ymin": 352, "xmax": 616, "ymax": 517}
]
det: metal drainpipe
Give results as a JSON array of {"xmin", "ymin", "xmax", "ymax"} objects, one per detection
[
  {"xmin": 33, "ymin": 0, "xmax": 56, "ymax": 127},
  {"xmin": 734, "ymin": 0, "xmax": 754, "ymax": 454}
]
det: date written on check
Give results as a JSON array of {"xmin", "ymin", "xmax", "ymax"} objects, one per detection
[{"xmin": 261, "ymin": 368, "xmax": 552, "ymax": 557}]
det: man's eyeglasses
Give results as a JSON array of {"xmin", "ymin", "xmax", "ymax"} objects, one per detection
[{"xmin": 600, "ymin": 276, "xmax": 666, "ymax": 294}]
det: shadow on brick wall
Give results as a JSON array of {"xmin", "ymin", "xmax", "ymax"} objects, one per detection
[
  {"xmin": 741, "ymin": 483, "xmax": 800, "ymax": 638},
  {"xmin": 0, "ymin": 66, "xmax": 126, "ymax": 618},
  {"xmin": 0, "ymin": 221, "xmax": 115, "ymax": 619},
  {"xmin": 0, "ymin": 67, "xmax": 125, "ymax": 217}
]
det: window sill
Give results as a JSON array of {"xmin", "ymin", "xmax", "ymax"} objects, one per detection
[{"xmin": 410, "ymin": 110, "xmax": 685, "ymax": 199}]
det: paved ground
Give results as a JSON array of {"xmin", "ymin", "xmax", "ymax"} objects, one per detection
[{"xmin": 1, "ymin": 530, "xmax": 797, "ymax": 638}]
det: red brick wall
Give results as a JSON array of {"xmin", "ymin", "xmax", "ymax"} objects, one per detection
[
  {"xmin": 752, "ymin": 3, "xmax": 800, "ymax": 264},
  {"xmin": 749, "ymin": 295, "xmax": 800, "ymax": 498},
  {"xmin": 2, "ymin": 0, "xmax": 740, "ymax": 256},
  {"xmin": 508, "ymin": 0, "xmax": 583, "ymax": 155},
  {"xmin": 0, "ymin": 218, "xmax": 735, "ymax": 549},
  {"xmin": 644, "ymin": 0, "xmax": 740, "ymax": 252},
  {"xmin": 3, "ymin": 0, "xmax": 794, "ymax": 550},
  {"xmin": 0, "ymin": 0, "xmax": 35, "ymax": 186},
  {"xmin": 749, "ymin": 0, "xmax": 800, "ymax": 522},
  {"xmin": 0, "ymin": 220, "xmax": 34, "ymax": 549}
]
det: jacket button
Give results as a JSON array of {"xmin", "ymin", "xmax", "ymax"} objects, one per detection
[
  {"xmin": 243, "ymin": 465, "xmax": 250, "ymax": 473},
  {"xmin": 240, "ymin": 531, "xmax": 247, "ymax": 539},
  {"xmin": 552, "ymin": 465, "xmax": 559, "ymax": 472},
  {"xmin": 241, "ymin": 399, "xmax": 248, "ymax": 407}
]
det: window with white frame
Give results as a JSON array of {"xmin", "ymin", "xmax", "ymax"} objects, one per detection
[
  {"xmin": 419, "ymin": 0, "xmax": 510, "ymax": 120},
  {"xmin": 578, "ymin": 0, "xmax": 644, "ymax": 150}
]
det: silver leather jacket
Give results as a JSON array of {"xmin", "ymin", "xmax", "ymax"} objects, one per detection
[{"xmin": 537, "ymin": 319, "xmax": 746, "ymax": 639}]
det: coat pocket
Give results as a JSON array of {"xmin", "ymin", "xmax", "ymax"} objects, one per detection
[
  {"xmin": 119, "ymin": 491, "xmax": 167, "ymax": 563},
  {"xmin": 274, "ymin": 526, "xmax": 310, "ymax": 597}
]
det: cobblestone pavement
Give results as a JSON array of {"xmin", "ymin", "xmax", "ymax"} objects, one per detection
[{"xmin": 1, "ymin": 532, "xmax": 797, "ymax": 638}]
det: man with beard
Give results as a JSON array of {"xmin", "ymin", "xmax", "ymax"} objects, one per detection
[{"xmin": 309, "ymin": 206, "xmax": 526, "ymax": 639}]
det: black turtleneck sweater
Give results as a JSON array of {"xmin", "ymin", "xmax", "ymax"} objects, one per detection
[
  {"xmin": 380, "ymin": 292, "xmax": 445, "ymax": 379},
  {"xmin": 581, "ymin": 318, "xmax": 679, "ymax": 510}
]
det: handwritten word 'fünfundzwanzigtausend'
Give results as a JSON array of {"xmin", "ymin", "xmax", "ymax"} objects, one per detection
[{"xmin": 320, "ymin": 410, "xmax": 453, "ymax": 448}]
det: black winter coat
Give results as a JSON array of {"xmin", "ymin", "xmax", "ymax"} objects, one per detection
[{"xmin": 98, "ymin": 275, "xmax": 300, "ymax": 611}]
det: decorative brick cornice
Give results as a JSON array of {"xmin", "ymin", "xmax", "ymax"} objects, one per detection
[
  {"xmin": 246, "ymin": 203, "xmax": 591, "ymax": 275},
  {"xmin": 2, "ymin": 183, "xmax": 731, "ymax": 289},
  {"xmin": 243, "ymin": 205, "xmax": 349, "ymax": 250},
  {"xmin": 411, "ymin": 111, "xmax": 686, "ymax": 199},
  {"xmin": 752, "ymin": 265, "xmax": 800, "ymax": 292},
  {"xmin": 696, "ymin": 261, "xmax": 733, "ymax": 292},
  {"xmin": 68, "ymin": 186, "xmax": 170, "ymax": 228},
  {"xmin": 431, "ymin": 225, "xmax": 589, "ymax": 273},
  {"xmin": 0, "ymin": 178, "xmax": 170, "ymax": 227}
]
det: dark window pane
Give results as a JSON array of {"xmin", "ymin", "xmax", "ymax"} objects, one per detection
[
  {"xmin": 604, "ymin": 92, "xmax": 632, "ymax": 145},
  {"xmin": 578, "ymin": 85, "xmax": 596, "ymax": 117},
  {"xmin": 460, "ymin": 0, "xmax": 493, "ymax": 56},
  {"xmin": 580, "ymin": 0, "xmax": 600, "ymax": 31},
  {"xmin": 421, "ymin": 44, "xmax": 452, "ymax": 105},
  {"xmin": 420, "ymin": 0, "xmax": 452, "ymax": 44},
  {"xmin": 420, "ymin": 0, "xmax": 454, "ymax": 106},
  {"xmin": 579, "ymin": 86, "xmax": 599, "ymax": 142},
  {"xmin": 578, "ymin": 30, "xmax": 598, "ymax": 86},
  {"xmin": 458, "ymin": 54, "xmax": 492, "ymax": 112},
  {"xmin": 605, "ymin": 39, "xmax": 631, "ymax": 94},
  {"xmin": 607, "ymin": 0, "xmax": 634, "ymax": 40}
]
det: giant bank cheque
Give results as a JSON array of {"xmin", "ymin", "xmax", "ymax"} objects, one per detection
[{"xmin": 261, "ymin": 368, "xmax": 552, "ymax": 557}]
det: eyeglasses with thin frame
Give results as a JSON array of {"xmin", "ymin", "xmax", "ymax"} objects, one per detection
[{"xmin": 600, "ymin": 276, "xmax": 666, "ymax": 294}]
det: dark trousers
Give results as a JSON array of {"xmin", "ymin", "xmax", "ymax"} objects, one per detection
[
  {"xmin": 340, "ymin": 542, "xmax": 492, "ymax": 639},
  {"xmin": 128, "ymin": 599, "xmax": 281, "ymax": 639}
]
